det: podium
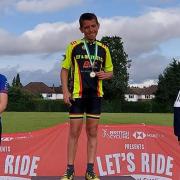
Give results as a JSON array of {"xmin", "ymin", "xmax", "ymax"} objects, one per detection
[
  {"xmin": 32, "ymin": 176, "xmax": 135, "ymax": 180},
  {"xmin": 174, "ymin": 90, "xmax": 180, "ymax": 140}
]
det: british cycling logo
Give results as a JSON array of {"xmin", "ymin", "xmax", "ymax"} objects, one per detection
[{"xmin": 102, "ymin": 129, "xmax": 130, "ymax": 139}]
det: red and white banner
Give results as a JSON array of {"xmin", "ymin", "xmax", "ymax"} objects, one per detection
[{"xmin": 0, "ymin": 123, "xmax": 180, "ymax": 180}]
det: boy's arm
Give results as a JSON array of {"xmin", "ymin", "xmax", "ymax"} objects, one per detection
[
  {"xmin": 0, "ymin": 93, "xmax": 8, "ymax": 113},
  {"xmin": 96, "ymin": 45, "xmax": 113, "ymax": 80},
  {"xmin": 61, "ymin": 68, "xmax": 72, "ymax": 106}
]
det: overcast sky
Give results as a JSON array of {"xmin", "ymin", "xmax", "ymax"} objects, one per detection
[{"xmin": 0, "ymin": 0, "xmax": 180, "ymax": 87}]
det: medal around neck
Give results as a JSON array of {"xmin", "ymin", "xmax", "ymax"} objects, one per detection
[
  {"xmin": 83, "ymin": 40, "xmax": 98, "ymax": 78},
  {"xmin": 90, "ymin": 71, "xmax": 96, "ymax": 78}
]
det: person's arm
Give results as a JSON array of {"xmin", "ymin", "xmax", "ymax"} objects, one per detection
[
  {"xmin": 96, "ymin": 44, "xmax": 113, "ymax": 80},
  {"xmin": 61, "ymin": 68, "xmax": 72, "ymax": 106},
  {"xmin": 96, "ymin": 71, "xmax": 113, "ymax": 80},
  {"xmin": 0, "ymin": 93, "xmax": 8, "ymax": 113}
]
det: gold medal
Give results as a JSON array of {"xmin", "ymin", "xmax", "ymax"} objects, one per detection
[{"xmin": 90, "ymin": 71, "xmax": 96, "ymax": 78}]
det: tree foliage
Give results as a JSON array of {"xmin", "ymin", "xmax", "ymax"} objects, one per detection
[
  {"xmin": 8, "ymin": 73, "xmax": 41, "ymax": 111},
  {"xmin": 101, "ymin": 36, "xmax": 130, "ymax": 101},
  {"xmin": 12, "ymin": 77, "xmax": 16, "ymax": 87},
  {"xmin": 7, "ymin": 86, "xmax": 36, "ymax": 111},
  {"xmin": 155, "ymin": 59, "xmax": 180, "ymax": 108},
  {"xmin": 12, "ymin": 73, "xmax": 23, "ymax": 88}
]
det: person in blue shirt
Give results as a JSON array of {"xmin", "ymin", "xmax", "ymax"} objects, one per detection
[{"xmin": 0, "ymin": 74, "xmax": 8, "ymax": 144}]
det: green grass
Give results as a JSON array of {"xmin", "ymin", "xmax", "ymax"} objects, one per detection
[
  {"xmin": 2, "ymin": 112, "xmax": 173, "ymax": 133},
  {"xmin": 101, "ymin": 113, "xmax": 173, "ymax": 126}
]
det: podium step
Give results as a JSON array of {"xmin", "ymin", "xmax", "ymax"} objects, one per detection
[{"xmin": 32, "ymin": 176, "xmax": 135, "ymax": 180}]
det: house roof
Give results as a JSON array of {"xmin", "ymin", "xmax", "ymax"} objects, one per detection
[
  {"xmin": 142, "ymin": 85, "xmax": 157, "ymax": 95},
  {"xmin": 127, "ymin": 85, "xmax": 157, "ymax": 95},
  {"xmin": 23, "ymin": 82, "xmax": 55, "ymax": 94},
  {"xmin": 50, "ymin": 85, "xmax": 62, "ymax": 93}
]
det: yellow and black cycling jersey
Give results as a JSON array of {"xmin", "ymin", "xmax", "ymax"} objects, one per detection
[{"xmin": 62, "ymin": 39, "xmax": 113, "ymax": 98}]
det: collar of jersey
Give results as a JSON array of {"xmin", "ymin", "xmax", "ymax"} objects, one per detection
[{"xmin": 82, "ymin": 38, "xmax": 97, "ymax": 44}]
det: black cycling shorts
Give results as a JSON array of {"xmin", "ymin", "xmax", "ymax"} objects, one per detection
[{"xmin": 69, "ymin": 97, "xmax": 102, "ymax": 120}]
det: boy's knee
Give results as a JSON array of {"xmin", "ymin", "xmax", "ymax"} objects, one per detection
[
  {"xmin": 87, "ymin": 127, "xmax": 98, "ymax": 137},
  {"xmin": 70, "ymin": 129, "xmax": 81, "ymax": 138}
]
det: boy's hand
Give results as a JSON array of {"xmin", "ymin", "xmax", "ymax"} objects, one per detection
[
  {"xmin": 96, "ymin": 71, "xmax": 113, "ymax": 80},
  {"xmin": 63, "ymin": 90, "xmax": 73, "ymax": 106},
  {"xmin": 96, "ymin": 71, "xmax": 106, "ymax": 80}
]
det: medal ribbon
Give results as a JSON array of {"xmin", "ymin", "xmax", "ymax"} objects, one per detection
[{"xmin": 83, "ymin": 40, "xmax": 98, "ymax": 71}]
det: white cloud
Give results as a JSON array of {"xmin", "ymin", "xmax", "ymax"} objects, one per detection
[
  {"xmin": 0, "ymin": 21, "xmax": 81, "ymax": 55},
  {"xmin": 99, "ymin": 8, "xmax": 180, "ymax": 57},
  {"xmin": 0, "ymin": 0, "xmax": 84, "ymax": 14},
  {"xmin": 16, "ymin": 0, "xmax": 83, "ymax": 13},
  {"xmin": 130, "ymin": 79, "xmax": 158, "ymax": 88},
  {"xmin": 129, "ymin": 53, "xmax": 170, "ymax": 84},
  {"xmin": 137, "ymin": 0, "xmax": 176, "ymax": 6},
  {"xmin": 1, "ymin": 8, "xmax": 180, "ymax": 58},
  {"xmin": 1, "ymin": 7, "xmax": 180, "ymax": 84},
  {"xmin": 22, "ymin": 22, "xmax": 81, "ymax": 52}
]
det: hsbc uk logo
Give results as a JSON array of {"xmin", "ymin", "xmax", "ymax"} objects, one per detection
[
  {"xmin": 133, "ymin": 131, "xmax": 146, "ymax": 139},
  {"xmin": 132, "ymin": 131, "xmax": 163, "ymax": 140}
]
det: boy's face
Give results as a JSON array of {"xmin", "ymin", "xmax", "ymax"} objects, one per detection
[{"xmin": 80, "ymin": 19, "xmax": 99, "ymax": 42}]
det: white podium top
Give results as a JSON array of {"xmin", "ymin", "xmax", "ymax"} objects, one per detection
[{"xmin": 174, "ymin": 90, "xmax": 180, "ymax": 107}]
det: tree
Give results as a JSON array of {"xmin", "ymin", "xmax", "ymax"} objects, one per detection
[
  {"xmin": 101, "ymin": 36, "xmax": 131, "ymax": 101},
  {"xmin": 7, "ymin": 86, "xmax": 36, "ymax": 111},
  {"xmin": 16, "ymin": 73, "xmax": 22, "ymax": 87},
  {"xmin": 12, "ymin": 77, "xmax": 16, "ymax": 87},
  {"xmin": 155, "ymin": 59, "xmax": 180, "ymax": 108},
  {"xmin": 12, "ymin": 73, "xmax": 23, "ymax": 88}
]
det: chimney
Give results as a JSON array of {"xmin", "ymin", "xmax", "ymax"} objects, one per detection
[{"xmin": 174, "ymin": 90, "xmax": 180, "ymax": 144}]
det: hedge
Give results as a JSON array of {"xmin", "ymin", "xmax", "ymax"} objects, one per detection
[
  {"xmin": 102, "ymin": 100, "xmax": 172, "ymax": 113},
  {"xmin": 34, "ymin": 100, "xmax": 67, "ymax": 112},
  {"xmin": 7, "ymin": 99, "xmax": 172, "ymax": 113}
]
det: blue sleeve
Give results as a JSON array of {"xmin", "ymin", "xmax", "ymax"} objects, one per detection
[{"xmin": 0, "ymin": 74, "xmax": 8, "ymax": 93}]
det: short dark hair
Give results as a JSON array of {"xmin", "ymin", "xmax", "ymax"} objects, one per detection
[{"xmin": 79, "ymin": 13, "xmax": 99, "ymax": 28}]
